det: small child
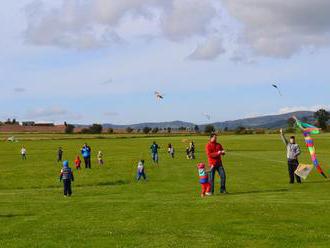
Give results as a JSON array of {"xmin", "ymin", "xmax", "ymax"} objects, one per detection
[
  {"xmin": 97, "ymin": 151, "xmax": 104, "ymax": 166},
  {"xmin": 59, "ymin": 161, "xmax": 74, "ymax": 197},
  {"xmin": 74, "ymin": 156, "xmax": 81, "ymax": 170},
  {"xmin": 137, "ymin": 160, "xmax": 146, "ymax": 181},
  {"xmin": 169, "ymin": 146, "xmax": 175, "ymax": 158},
  {"xmin": 197, "ymin": 163, "xmax": 211, "ymax": 197},
  {"xmin": 21, "ymin": 146, "xmax": 27, "ymax": 160},
  {"xmin": 186, "ymin": 147, "xmax": 190, "ymax": 159}
]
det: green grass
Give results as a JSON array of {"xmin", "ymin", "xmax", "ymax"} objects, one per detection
[{"xmin": 1, "ymin": 134, "xmax": 330, "ymax": 247}]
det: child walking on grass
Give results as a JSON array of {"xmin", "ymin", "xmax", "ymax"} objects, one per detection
[
  {"xmin": 197, "ymin": 163, "xmax": 211, "ymax": 197},
  {"xmin": 60, "ymin": 161, "xmax": 74, "ymax": 197},
  {"xmin": 97, "ymin": 151, "xmax": 104, "ymax": 166},
  {"xmin": 137, "ymin": 160, "xmax": 146, "ymax": 181},
  {"xmin": 74, "ymin": 156, "xmax": 81, "ymax": 170}
]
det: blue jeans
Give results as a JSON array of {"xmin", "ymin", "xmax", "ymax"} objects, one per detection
[
  {"xmin": 210, "ymin": 166, "xmax": 226, "ymax": 193},
  {"xmin": 152, "ymin": 153, "xmax": 158, "ymax": 163}
]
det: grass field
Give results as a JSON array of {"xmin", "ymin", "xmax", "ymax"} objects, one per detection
[{"xmin": 1, "ymin": 133, "xmax": 330, "ymax": 248}]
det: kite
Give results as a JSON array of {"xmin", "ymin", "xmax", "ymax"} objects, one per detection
[
  {"xmin": 202, "ymin": 113, "xmax": 211, "ymax": 120},
  {"xmin": 294, "ymin": 117, "xmax": 327, "ymax": 178},
  {"xmin": 295, "ymin": 164, "xmax": 314, "ymax": 180},
  {"xmin": 272, "ymin": 84, "xmax": 282, "ymax": 96},
  {"xmin": 154, "ymin": 91, "xmax": 164, "ymax": 100}
]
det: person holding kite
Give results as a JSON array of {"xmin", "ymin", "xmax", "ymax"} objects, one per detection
[
  {"xmin": 280, "ymin": 129, "xmax": 302, "ymax": 184},
  {"xmin": 205, "ymin": 133, "xmax": 227, "ymax": 194}
]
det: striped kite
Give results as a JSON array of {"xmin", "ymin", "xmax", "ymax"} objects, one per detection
[{"xmin": 294, "ymin": 116, "xmax": 327, "ymax": 178}]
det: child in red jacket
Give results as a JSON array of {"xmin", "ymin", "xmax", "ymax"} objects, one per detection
[
  {"xmin": 74, "ymin": 156, "xmax": 81, "ymax": 170},
  {"xmin": 197, "ymin": 163, "xmax": 211, "ymax": 197}
]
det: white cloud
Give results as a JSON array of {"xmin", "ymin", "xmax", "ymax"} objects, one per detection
[
  {"xmin": 279, "ymin": 105, "xmax": 330, "ymax": 114},
  {"xmin": 222, "ymin": 0, "xmax": 330, "ymax": 58},
  {"xmin": 188, "ymin": 36, "xmax": 225, "ymax": 60},
  {"xmin": 23, "ymin": 0, "xmax": 217, "ymax": 49},
  {"xmin": 25, "ymin": 106, "xmax": 83, "ymax": 121}
]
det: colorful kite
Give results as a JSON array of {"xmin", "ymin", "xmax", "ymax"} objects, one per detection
[
  {"xmin": 272, "ymin": 84, "xmax": 282, "ymax": 96},
  {"xmin": 294, "ymin": 117, "xmax": 327, "ymax": 178}
]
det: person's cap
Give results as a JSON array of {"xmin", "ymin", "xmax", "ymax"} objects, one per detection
[
  {"xmin": 197, "ymin": 163, "xmax": 205, "ymax": 169},
  {"xmin": 63, "ymin": 160, "xmax": 69, "ymax": 167}
]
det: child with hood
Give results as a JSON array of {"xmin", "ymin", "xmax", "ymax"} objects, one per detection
[
  {"xmin": 137, "ymin": 160, "xmax": 146, "ymax": 181},
  {"xmin": 197, "ymin": 163, "xmax": 211, "ymax": 197},
  {"xmin": 97, "ymin": 151, "xmax": 104, "ymax": 166},
  {"xmin": 59, "ymin": 160, "xmax": 74, "ymax": 197}
]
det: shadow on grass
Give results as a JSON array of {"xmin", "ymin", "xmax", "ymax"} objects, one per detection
[
  {"xmin": 0, "ymin": 213, "xmax": 33, "ymax": 218},
  {"xmin": 302, "ymin": 180, "xmax": 330, "ymax": 185},
  {"xmin": 76, "ymin": 180, "xmax": 130, "ymax": 188},
  {"xmin": 229, "ymin": 188, "xmax": 289, "ymax": 196}
]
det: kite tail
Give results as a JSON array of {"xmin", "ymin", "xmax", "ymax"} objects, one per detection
[{"xmin": 303, "ymin": 132, "xmax": 328, "ymax": 179}]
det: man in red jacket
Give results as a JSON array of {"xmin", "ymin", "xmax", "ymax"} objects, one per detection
[{"xmin": 205, "ymin": 133, "xmax": 227, "ymax": 194}]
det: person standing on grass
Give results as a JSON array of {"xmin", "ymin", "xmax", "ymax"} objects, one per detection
[
  {"xmin": 97, "ymin": 151, "xmax": 104, "ymax": 166},
  {"xmin": 81, "ymin": 143, "xmax": 92, "ymax": 169},
  {"xmin": 57, "ymin": 147, "xmax": 63, "ymax": 162},
  {"xmin": 189, "ymin": 141, "xmax": 195, "ymax": 159},
  {"xmin": 150, "ymin": 141, "xmax": 160, "ymax": 165},
  {"xmin": 21, "ymin": 146, "xmax": 27, "ymax": 160},
  {"xmin": 59, "ymin": 160, "xmax": 74, "ymax": 197},
  {"xmin": 205, "ymin": 133, "xmax": 227, "ymax": 194},
  {"xmin": 280, "ymin": 129, "xmax": 302, "ymax": 184},
  {"xmin": 136, "ymin": 160, "xmax": 147, "ymax": 181}
]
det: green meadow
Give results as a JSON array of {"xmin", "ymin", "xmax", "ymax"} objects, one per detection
[{"xmin": 1, "ymin": 133, "xmax": 330, "ymax": 247}]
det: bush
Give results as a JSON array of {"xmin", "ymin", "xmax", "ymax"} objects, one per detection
[
  {"xmin": 65, "ymin": 124, "xmax": 75, "ymax": 134},
  {"xmin": 143, "ymin": 127, "xmax": 152, "ymax": 134},
  {"xmin": 151, "ymin": 127, "xmax": 159, "ymax": 133},
  {"xmin": 89, "ymin": 124, "xmax": 103, "ymax": 134},
  {"xmin": 126, "ymin": 127, "xmax": 134, "ymax": 133},
  {"xmin": 204, "ymin": 125, "xmax": 215, "ymax": 134},
  {"xmin": 108, "ymin": 128, "xmax": 114, "ymax": 134}
]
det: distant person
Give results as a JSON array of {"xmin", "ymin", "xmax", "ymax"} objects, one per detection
[
  {"xmin": 205, "ymin": 133, "xmax": 227, "ymax": 194},
  {"xmin": 97, "ymin": 151, "xmax": 104, "ymax": 166},
  {"xmin": 21, "ymin": 146, "xmax": 27, "ymax": 160},
  {"xmin": 189, "ymin": 142, "xmax": 195, "ymax": 159},
  {"xmin": 59, "ymin": 160, "xmax": 74, "ymax": 197},
  {"xmin": 169, "ymin": 145, "xmax": 175, "ymax": 159},
  {"xmin": 57, "ymin": 147, "xmax": 63, "ymax": 162},
  {"xmin": 167, "ymin": 143, "xmax": 172, "ymax": 154},
  {"xmin": 150, "ymin": 141, "xmax": 160, "ymax": 164},
  {"xmin": 186, "ymin": 147, "xmax": 191, "ymax": 159},
  {"xmin": 74, "ymin": 155, "xmax": 81, "ymax": 170},
  {"xmin": 81, "ymin": 143, "xmax": 92, "ymax": 169},
  {"xmin": 197, "ymin": 163, "xmax": 211, "ymax": 197},
  {"xmin": 137, "ymin": 160, "xmax": 146, "ymax": 181},
  {"xmin": 280, "ymin": 129, "xmax": 302, "ymax": 184}
]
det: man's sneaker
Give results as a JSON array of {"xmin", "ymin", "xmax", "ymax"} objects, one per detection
[
  {"xmin": 220, "ymin": 191, "xmax": 228, "ymax": 194},
  {"xmin": 206, "ymin": 192, "xmax": 212, "ymax": 196}
]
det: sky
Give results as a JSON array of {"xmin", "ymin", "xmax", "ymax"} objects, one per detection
[{"xmin": 1, "ymin": 0, "xmax": 330, "ymax": 125}]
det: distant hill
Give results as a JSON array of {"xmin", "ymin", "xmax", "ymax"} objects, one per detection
[
  {"xmin": 200, "ymin": 111, "xmax": 315, "ymax": 130},
  {"xmin": 74, "ymin": 111, "xmax": 316, "ymax": 130}
]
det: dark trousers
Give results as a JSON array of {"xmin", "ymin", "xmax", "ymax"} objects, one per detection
[
  {"xmin": 57, "ymin": 155, "xmax": 62, "ymax": 162},
  {"xmin": 288, "ymin": 159, "xmax": 301, "ymax": 184},
  {"xmin": 84, "ymin": 156, "xmax": 91, "ymax": 169},
  {"xmin": 210, "ymin": 165, "xmax": 226, "ymax": 193},
  {"xmin": 137, "ymin": 172, "xmax": 146, "ymax": 180},
  {"xmin": 63, "ymin": 179, "xmax": 72, "ymax": 196}
]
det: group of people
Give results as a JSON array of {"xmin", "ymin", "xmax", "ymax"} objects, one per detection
[{"xmin": 19, "ymin": 129, "xmax": 305, "ymax": 197}]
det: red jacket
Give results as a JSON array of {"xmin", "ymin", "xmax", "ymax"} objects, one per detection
[{"xmin": 206, "ymin": 141, "xmax": 225, "ymax": 167}]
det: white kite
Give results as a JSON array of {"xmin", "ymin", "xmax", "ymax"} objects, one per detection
[
  {"xmin": 154, "ymin": 91, "xmax": 164, "ymax": 100},
  {"xmin": 202, "ymin": 113, "xmax": 211, "ymax": 120}
]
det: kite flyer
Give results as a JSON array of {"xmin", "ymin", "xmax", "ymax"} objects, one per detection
[
  {"xmin": 280, "ymin": 129, "xmax": 302, "ymax": 184},
  {"xmin": 205, "ymin": 133, "xmax": 227, "ymax": 194},
  {"xmin": 150, "ymin": 141, "xmax": 160, "ymax": 165},
  {"xmin": 81, "ymin": 143, "xmax": 92, "ymax": 169}
]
